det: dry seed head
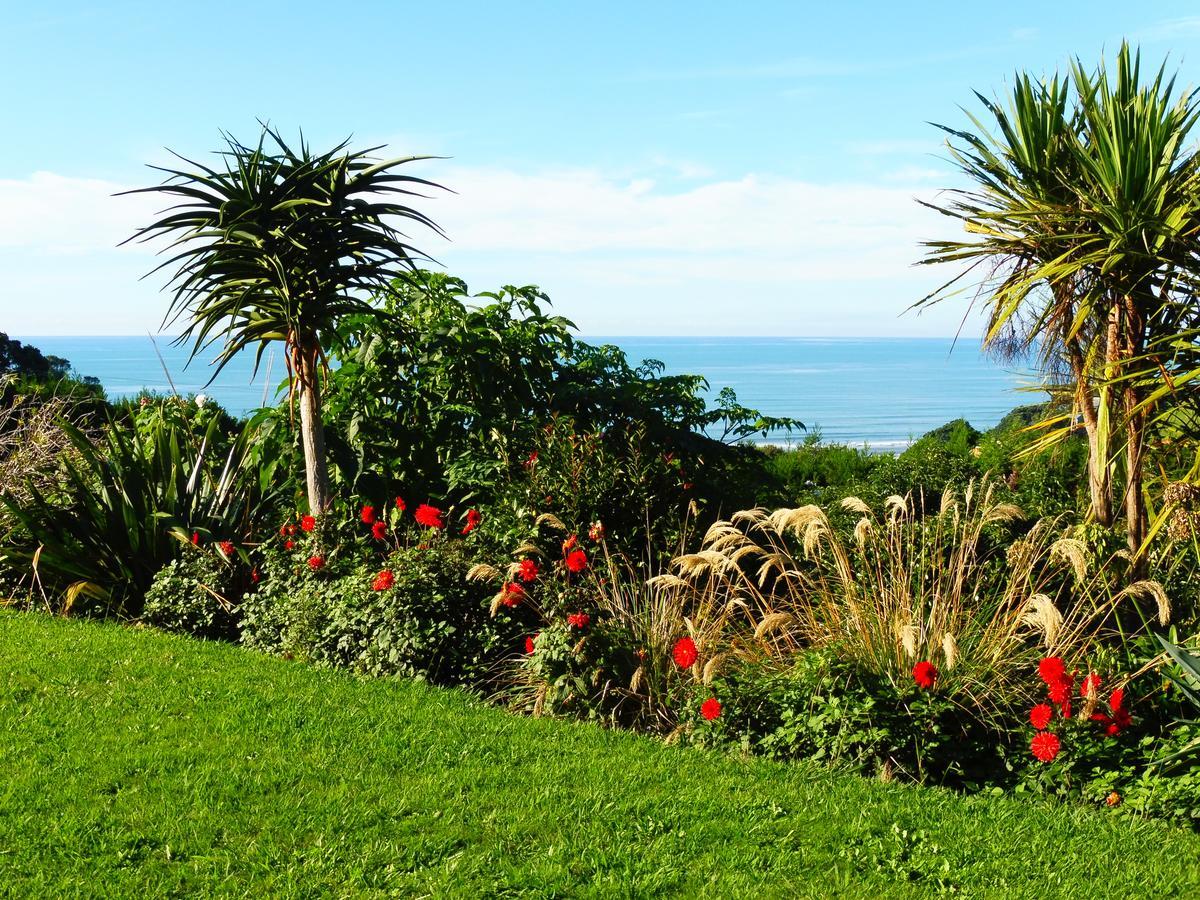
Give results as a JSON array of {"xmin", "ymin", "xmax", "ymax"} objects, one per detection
[
  {"xmin": 731, "ymin": 508, "xmax": 768, "ymax": 526},
  {"xmin": 1117, "ymin": 580, "xmax": 1171, "ymax": 626},
  {"xmin": 534, "ymin": 512, "xmax": 567, "ymax": 531},
  {"xmin": 753, "ymin": 612, "xmax": 794, "ymax": 641},
  {"xmin": 701, "ymin": 654, "xmax": 724, "ymax": 684},
  {"xmin": 982, "ymin": 503, "xmax": 1024, "ymax": 525},
  {"xmin": 1021, "ymin": 594, "xmax": 1063, "ymax": 647},
  {"xmin": 467, "ymin": 563, "xmax": 502, "ymax": 583},
  {"xmin": 853, "ymin": 517, "xmax": 872, "ymax": 547},
  {"xmin": 940, "ymin": 488, "xmax": 958, "ymax": 516},
  {"xmin": 1049, "ymin": 538, "xmax": 1089, "ymax": 582},
  {"xmin": 840, "ymin": 496, "xmax": 872, "ymax": 515},
  {"xmin": 513, "ymin": 542, "xmax": 541, "ymax": 557},
  {"xmin": 885, "ymin": 494, "xmax": 910, "ymax": 521},
  {"xmin": 629, "ymin": 665, "xmax": 644, "ymax": 695},
  {"xmin": 898, "ymin": 623, "xmax": 919, "ymax": 659},
  {"xmin": 941, "ymin": 632, "xmax": 958, "ymax": 671}
]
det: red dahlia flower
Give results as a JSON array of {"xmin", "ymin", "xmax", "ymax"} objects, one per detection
[
  {"xmin": 394, "ymin": 497, "xmax": 407, "ymax": 512},
  {"xmin": 912, "ymin": 660, "xmax": 938, "ymax": 690},
  {"xmin": 461, "ymin": 508, "xmax": 482, "ymax": 535},
  {"xmin": 673, "ymin": 637, "xmax": 698, "ymax": 669},
  {"xmin": 191, "ymin": 531, "xmax": 201, "ymax": 545},
  {"xmin": 300, "ymin": 515, "xmax": 316, "ymax": 533},
  {"xmin": 1029, "ymin": 703, "xmax": 1054, "ymax": 730},
  {"xmin": 1048, "ymin": 674, "xmax": 1074, "ymax": 706},
  {"xmin": 371, "ymin": 520, "xmax": 388, "ymax": 540},
  {"xmin": 1031, "ymin": 731, "xmax": 1061, "ymax": 763},
  {"xmin": 1038, "ymin": 656, "xmax": 1066, "ymax": 685},
  {"xmin": 284, "ymin": 539, "xmax": 295, "ymax": 550},
  {"xmin": 501, "ymin": 583, "xmax": 525, "ymax": 607},
  {"xmin": 701, "ymin": 697, "xmax": 722, "ymax": 721},
  {"xmin": 307, "ymin": 555, "xmax": 325, "ymax": 571},
  {"xmin": 525, "ymin": 635, "xmax": 536, "ymax": 655},
  {"xmin": 286, "ymin": 524, "xmax": 298, "ymax": 537},
  {"xmin": 219, "ymin": 540, "xmax": 235, "ymax": 556},
  {"xmin": 372, "ymin": 570, "xmax": 395, "ymax": 591},
  {"xmin": 565, "ymin": 549, "xmax": 588, "ymax": 573},
  {"xmin": 360, "ymin": 505, "xmax": 377, "ymax": 525},
  {"xmin": 567, "ymin": 612, "xmax": 590, "ymax": 629},
  {"xmin": 517, "ymin": 558, "xmax": 539, "ymax": 582},
  {"xmin": 414, "ymin": 504, "xmax": 445, "ymax": 529}
]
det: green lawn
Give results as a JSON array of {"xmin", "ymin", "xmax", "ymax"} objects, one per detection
[{"xmin": 2, "ymin": 613, "xmax": 1198, "ymax": 898}]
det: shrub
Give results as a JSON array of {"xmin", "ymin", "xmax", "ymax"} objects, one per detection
[
  {"xmin": 241, "ymin": 539, "xmax": 512, "ymax": 688},
  {"xmin": 142, "ymin": 547, "xmax": 243, "ymax": 639}
]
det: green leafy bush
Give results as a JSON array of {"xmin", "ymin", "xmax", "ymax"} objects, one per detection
[
  {"xmin": 142, "ymin": 547, "xmax": 244, "ymax": 639},
  {"xmin": 241, "ymin": 539, "xmax": 513, "ymax": 687}
]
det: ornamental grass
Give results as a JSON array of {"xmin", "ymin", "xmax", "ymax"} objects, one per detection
[{"xmin": 655, "ymin": 477, "xmax": 1170, "ymax": 724}]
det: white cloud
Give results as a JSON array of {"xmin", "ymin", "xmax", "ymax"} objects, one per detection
[
  {"xmin": 1, "ymin": 165, "xmax": 976, "ymax": 337},
  {"xmin": 0, "ymin": 172, "xmax": 159, "ymax": 254}
]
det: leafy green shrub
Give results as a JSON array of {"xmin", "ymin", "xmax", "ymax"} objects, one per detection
[
  {"xmin": 691, "ymin": 653, "xmax": 1001, "ymax": 786},
  {"xmin": 142, "ymin": 547, "xmax": 243, "ymax": 639},
  {"xmin": 241, "ymin": 540, "xmax": 512, "ymax": 687}
]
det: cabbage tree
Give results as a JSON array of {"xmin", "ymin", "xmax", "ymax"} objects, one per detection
[{"xmin": 122, "ymin": 126, "xmax": 444, "ymax": 514}]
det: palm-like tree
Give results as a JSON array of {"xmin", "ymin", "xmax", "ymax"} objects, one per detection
[
  {"xmin": 919, "ymin": 44, "xmax": 1200, "ymax": 561},
  {"xmin": 917, "ymin": 71, "xmax": 1115, "ymax": 525},
  {"xmin": 123, "ymin": 126, "xmax": 444, "ymax": 514}
]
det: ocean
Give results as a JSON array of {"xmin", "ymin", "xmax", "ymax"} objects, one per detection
[{"xmin": 18, "ymin": 335, "xmax": 1039, "ymax": 450}]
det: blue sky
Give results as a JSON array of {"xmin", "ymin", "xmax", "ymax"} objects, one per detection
[{"xmin": 3, "ymin": 1, "xmax": 1199, "ymax": 336}]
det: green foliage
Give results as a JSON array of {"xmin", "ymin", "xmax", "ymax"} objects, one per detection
[
  {"xmin": 0, "ymin": 401, "xmax": 278, "ymax": 615},
  {"xmin": 142, "ymin": 547, "xmax": 243, "ymax": 639},
  {"xmin": 322, "ymin": 270, "xmax": 799, "ymax": 519},
  {"xmin": 241, "ymin": 540, "xmax": 511, "ymax": 687},
  {"xmin": 693, "ymin": 654, "xmax": 1001, "ymax": 787}
]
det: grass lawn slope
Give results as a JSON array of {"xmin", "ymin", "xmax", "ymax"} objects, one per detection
[{"xmin": 2, "ymin": 612, "xmax": 1199, "ymax": 898}]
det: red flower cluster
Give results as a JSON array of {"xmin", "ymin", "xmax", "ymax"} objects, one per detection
[
  {"xmin": 501, "ymin": 582, "xmax": 526, "ymax": 608},
  {"xmin": 394, "ymin": 497, "xmax": 407, "ymax": 512},
  {"xmin": 372, "ymin": 570, "xmax": 395, "ymax": 591},
  {"xmin": 1039, "ymin": 656, "xmax": 1075, "ymax": 717},
  {"xmin": 701, "ymin": 697, "xmax": 722, "ymax": 721},
  {"xmin": 219, "ymin": 540, "xmax": 235, "ymax": 557},
  {"xmin": 567, "ymin": 612, "xmax": 590, "ymax": 629},
  {"xmin": 912, "ymin": 660, "xmax": 938, "ymax": 690},
  {"xmin": 1029, "ymin": 703, "xmax": 1054, "ymax": 731},
  {"xmin": 673, "ymin": 637, "xmax": 698, "ymax": 669},
  {"xmin": 307, "ymin": 555, "xmax": 325, "ymax": 571},
  {"xmin": 280, "ymin": 524, "xmax": 297, "ymax": 537},
  {"xmin": 525, "ymin": 634, "xmax": 537, "ymax": 655},
  {"xmin": 1091, "ymin": 686, "xmax": 1133, "ymax": 736},
  {"xmin": 300, "ymin": 515, "xmax": 316, "ymax": 533},
  {"xmin": 461, "ymin": 508, "xmax": 482, "ymax": 535},
  {"xmin": 285, "ymin": 539, "xmax": 295, "ymax": 550},
  {"xmin": 414, "ymin": 504, "xmax": 445, "ymax": 529},
  {"xmin": 360, "ymin": 505, "xmax": 376, "ymax": 525},
  {"xmin": 565, "ymin": 549, "xmax": 588, "ymax": 573},
  {"xmin": 371, "ymin": 520, "xmax": 388, "ymax": 541},
  {"xmin": 1031, "ymin": 731, "xmax": 1061, "ymax": 763},
  {"xmin": 517, "ymin": 558, "xmax": 539, "ymax": 582}
]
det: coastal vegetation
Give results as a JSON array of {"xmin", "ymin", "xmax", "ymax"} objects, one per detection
[{"xmin": 3, "ymin": 39, "xmax": 1200, "ymax": 892}]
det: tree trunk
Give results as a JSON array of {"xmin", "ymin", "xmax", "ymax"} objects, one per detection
[
  {"xmin": 1120, "ymin": 295, "xmax": 1148, "ymax": 570},
  {"xmin": 1066, "ymin": 338, "xmax": 1112, "ymax": 525},
  {"xmin": 295, "ymin": 342, "xmax": 330, "ymax": 516}
]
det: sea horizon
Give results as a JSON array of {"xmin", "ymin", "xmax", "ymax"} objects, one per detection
[{"xmin": 16, "ymin": 334, "xmax": 1041, "ymax": 450}]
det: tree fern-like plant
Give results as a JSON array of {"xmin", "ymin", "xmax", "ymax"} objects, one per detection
[{"xmin": 121, "ymin": 125, "xmax": 445, "ymax": 514}]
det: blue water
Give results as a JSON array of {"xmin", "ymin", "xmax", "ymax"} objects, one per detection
[{"xmin": 19, "ymin": 335, "xmax": 1040, "ymax": 449}]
